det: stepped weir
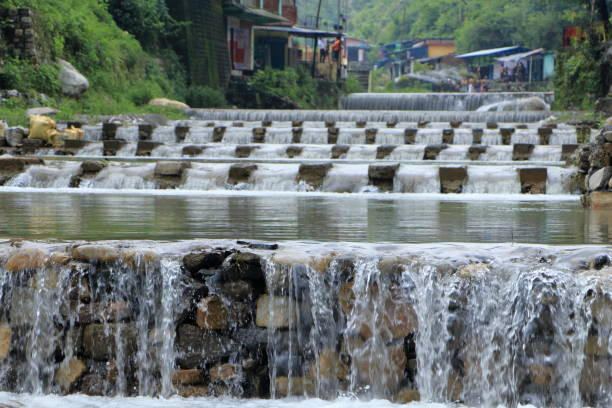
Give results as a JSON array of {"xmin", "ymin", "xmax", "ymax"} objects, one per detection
[{"xmin": 0, "ymin": 103, "xmax": 610, "ymax": 408}]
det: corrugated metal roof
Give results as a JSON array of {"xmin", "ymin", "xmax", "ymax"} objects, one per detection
[
  {"xmin": 254, "ymin": 26, "xmax": 341, "ymax": 38},
  {"xmin": 496, "ymin": 48, "xmax": 544, "ymax": 62},
  {"xmin": 456, "ymin": 46, "xmax": 530, "ymax": 59}
]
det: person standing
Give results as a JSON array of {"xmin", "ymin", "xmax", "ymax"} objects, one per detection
[
  {"xmin": 332, "ymin": 36, "xmax": 342, "ymax": 62},
  {"xmin": 318, "ymin": 38, "xmax": 327, "ymax": 62}
]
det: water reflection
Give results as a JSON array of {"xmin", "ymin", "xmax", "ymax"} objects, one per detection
[{"xmin": 0, "ymin": 192, "xmax": 608, "ymax": 244}]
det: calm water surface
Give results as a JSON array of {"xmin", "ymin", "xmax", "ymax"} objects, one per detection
[{"xmin": 0, "ymin": 191, "xmax": 608, "ymax": 244}]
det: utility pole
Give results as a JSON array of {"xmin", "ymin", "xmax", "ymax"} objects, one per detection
[{"xmin": 311, "ymin": 0, "xmax": 323, "ymax": 77}]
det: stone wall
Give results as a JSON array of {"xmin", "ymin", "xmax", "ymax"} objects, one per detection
[
  {"xmin": 580, "ymin": 124, "xmax": 612, "ymax": 209},
  {"xmin": 170, "ymin": 0, "xmax": 230, "ymax": 88},
  {"xmin": 0, "ymin": 241, "xmax": 609, "ymax": 405},
  {"xmin": 0, "ymin": 8, "xmax": 39, "ymax": 62}
]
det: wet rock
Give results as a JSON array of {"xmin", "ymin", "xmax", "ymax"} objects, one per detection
[
  {"xmin": 376, "ymin": 145, "xmax": 397, "ymax": 159},
  {"xmin": 182, "ymin": 145, "xmax": 204, "ymax": 156},
  {"xmin": 275, "ymin": 377, "xmax": 314, "ymax": 397},
  {"xmin": 5, "ymin": 127, "xmax": 27, "ymax": 147},
  {"xmin": 228, "ymin": 164, "xmax": 256, "ymax": 185},
  {"xmin": 176, "ymin": 324, "xmax": 234, "ymax": 367},
  {"xmin": 291, "ymin": 127, "xmax": 302, "ymax": 143},
  {"xmin": 513, "ymin": 144, "xmax": 534, "ymax": 161},
  {"xmin": 472, "ymin": 128, "xmax": 484, "ymax": 144},
  {"xmin": 196, "ymin": 296, "xmax": 227, "ymax": 330},
  {"xmin": 561, "ymin": 144, "xmax": 579, "ymax": 162},
  {"xmin": 486, "ymin": 122, "xmax": 498, "ymax": 130},
  {"xmin": 3, "ymin": 247, "xmax": 47, "ymax": 272},
  {"xmin": 77, "ymin": 302, "xmax": 131, "ymax": 324},
  {"xmin": 442, "ymin": 129, "xmax": 454, "ymax": 144},
  {"xmin": 252, "ymin": 127, "xmax": 266, "ymax": 143},
  {"xmin": 177, "ymin": 385, "xmax": 209, "ymax": 397},
  {"xmin": 55, "ymin": 358, "xmax": 86, "ymax": 391},
  {"xmin": 297, "ymin": 163, "xmax": 332, "ymax": 189},
  {"xmin": 154, "ymin": 161, "xmax": 190, "ymax": 177},
  {"xmin": 404, "ymin": 129, "xmax": 417, "ymax": 144},
  {"xmin": 102, "ymin": 122, "xmax": 119, "ymax": 141},
  {"xmin": 386, "ymin": 121, "xmax": 398, "ymax": 128},
  {"xmin": 256, "ymin": 295, "xmax": 296, "ymax": 328},
  {"xmin": 355, "ymin": 120, "xmax": 367, "ymax": 128},
  {"xmin": 338, "ymin": 281, "xmax": 355, "ymax": 314},
  {"xmin": 327, "ymin": 127, "xmax": 339, "ymax": 144},
  {"xmin": 365, "ymin": 128, "xmax": 378, "ymax": 144},
  {"xmin": 368, "ymin": 164, "xmax": 399, "ymax": 192},
  {"xmin": 222, "ymin": 252, "xmax": 263, "ymax": 281},
  {"xmin": 175, "ymin": 126, "xmax": 190, "ymax": 143},
  {"xmin": 136, "ymin": 141, "xmax": 162, "ymax": 156},
  {"xmin": 464, "ymin": 145, "xmax": 485, "ymax": 162},
  {"xmin": 417, "ymin": 120, "xmax": 429, "ymax": 128},
  {"xmin": 528, "ymin": 363, "xmax": 553, "ymax": 385},
  {"xmin": 209, "ymin": 363, "xmax": 240, "ymax": 382},
  {"xmin": 384, "ymin": 301, "xmax": 418, "ymax": 339},
  {"xmin": 587, "ymin": 167, "xmax": 611, "ymax": 191},
  {"xmin": 223, "ymin": 280, "xmax": 253, "ymax": 301},
  {"xmin": 0, "ymin": 324, "xmax": 12, "ymax": 360},
  {"xmin": 331, "ymin": 144, "xmax": 350, "ymax": 159},
  {"xmin": 83, "ymin": 323, "xmax": 137, "ymax": 360},
  {"xmin": 450, "ymin": 121, "xmax": 462, "ymax": 129},
  {"xmin": 519, "ymin": 168, "xmax": 547, "ymax": 194},
  {"xmin": 79, "ymin": 373, "xmax": 105, "ymax": 396},
  {"xmin": 424, "ymin": 144, "xmax": 448, "ymax": 160},
  {"xmin": 580, "ymin": 357, "xmax": 611, "ymax": 396},
  {"xmin": 439, "ymin": 167, "xmax": 467, "ymax": 194},
  {"xmin": 353, "ymin": 344, "xmax": 406, "ymax": 392},
  {"xmin": 80, "ymin": 161, "xmax": 106, "ymax": 174},
  {"xmin": 73, "ymin": 245, "xmax": 120, "ymax": 263},
  {"xmin": 591, "ymin": 255, "xmax": 610, "ymax": 270},
  {"xmin": 585, "ymin": 191, "xmax": 612, "ymax": 209},
  {"xmin": 395, "ymin": 388, "xmax": 420, "ymax": 403},
  {"xmin": 172, "ymin": 369, "xmax": 204, "ymax": 385},
  {"xmin": 456, "ymin": 263, "xmax": 489, "ymax": 279},
  {"xmin": 585, "ymin": 335, "xmax": 609, "ymax": 357},
  {"xmin": 120, "ymin": 248, "xmax": 160, "ymax": 269},
  {"xmin": 183, "ymin": 250, "xmax": 228, "ymax": 274},
  {"xmin": 237, "ymin": 240, "xmax": 278, "ymax": 250},
  {"xmin": 235, "ymin": 145, "xmax": 258, "ymax": 158},
  {"xmin": 500, "ymin": 128, "xmax": 515, "ymax": 145},
  {"xmin": 538, "ymin": 127, "xmax": 553, "ymax": 145},
  {"xmin": 286, "ymin": 145, "xmax": 303, "ymax": 158},
  {"xmin": 102, "ymin": 140, "xmax": 125, "ymax": 156}
]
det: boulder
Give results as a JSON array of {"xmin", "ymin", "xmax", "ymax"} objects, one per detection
[
  {"xmin": 286, "ymin": 145, "xmax": 303, "ymax": 158},
  {"xmin": 58, "ymin": 59, "xmax": 89, "ymax": 96},
  {"xmin": 72, "ymin": 244, "xmax": 120, "ymax": 263},
  {"xmin": 26, "ymin": 107, "xmax": 57, "ymax": 116},
  {"xmin": 0, "ymin": 324, "xmax": 12, "ymax": 360},
  {"xmin": 183, "ymin": 250, "xmax": 228, "ymax": 273},
  {"xmin": 424, "ymin": 144, "xmax": 448, "ymax": 160},
  {"xmin": 235, "ymin": 145, "xmax": 258, "ymax": 158},
  {"xmin": 182, "ymin": 145, "xmax": 204, "ymax": 156},
  {"xmin": 136, "ymin": 141, "xmax": 162, "ymax": 156},
  {"xmin": 404, "ymin": 129, "xmax": 417, "ymax": 144},
  {"xmin": 274, "ymin": 377, "xmax": 314, "ymax": 397},
  {"xmin": 586, "ymin": 191, "xmax": 612, "ymax": 209},
  {"xmin": 82, "ymin": 323, "xmax": 137, "ymax": 360},
  {"xmin": 176, "ymin": 324, "xmax": 234, "ymax": 367},
  {"xmin": 395, "ymin": 388, "xmax": 420, "ymax": 403},
  {"xmin": 196, "ymin": 296, "xmax": 228, "ymax": 330},
  {"xmin": 5, "ymin": 126, "xmax": 27, "ymax": 147},
  {"xmin": 148, "ymin": 98, "xmax": 190, "ymax": 111},
  {"xmin": 442, "ymin": 129, "xmax": 454, "ymax": 144},
  {"xmin": 297, "ymin": 163, "xmax": 332, "ymax": 189},
  {"xmin": 221, "ymin": 252, "xmax": 263, "ymax": 281},
  {"xmin": 3, "ymin": 247, "xmax": 47, "ymax": 272},
  {"xmin": 172, "ymin": 369, "xmax": 204, "ymax": 386},
  {"xmin": 587, "ymin": 167, "xmax": 612, "ymax": 191},
  {"xmin": 77, "ymin": 302, "xmax": 131, "ymax": 324},
  {"xmin": 55, "ymin": 358, "xmax": 86, "ymax": 390},
  {"xmin": 223, "ymin": 280, "xmax": 253, "ymax": 300},
  {"xmin": 256, "ymin": 295, "xmax": 296, "ymax": 328},
  {"xmin": 209, "ymin": 363, "xmax": 240, "ymax": 382},
  {"xmin": 468, "ymin": 145, "xmax": 487, "ymax": 161},
  {"xmin": 476, "ymin": 97, "xmax": 550, "ymax": 112}
]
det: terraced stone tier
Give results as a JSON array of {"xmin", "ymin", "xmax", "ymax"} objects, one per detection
[
  {"xmin": 0, "ymin": 157, "xmax": 577, "ymax": 194},
  {"xmin": 0, "ymin": 240, "xmax": 608, "ymax": 405}
]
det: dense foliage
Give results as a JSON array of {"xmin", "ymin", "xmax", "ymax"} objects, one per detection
[{"xmin": 307, "ymin": 0, "xmax": 610, "ymax": 52}]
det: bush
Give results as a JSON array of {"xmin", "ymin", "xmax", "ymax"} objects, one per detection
[
  {"xmin": 0, "ymin": 59, "xmax": 59, "ymax": 94},
  {"xmin": 185, "ymin": 86, "xmax": 227, "ymax": 108},
  {"xmin": 554, "ymin": 39, "xmax": 602, "ymax": 110}
]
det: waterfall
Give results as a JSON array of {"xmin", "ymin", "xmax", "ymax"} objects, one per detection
[{"xmin": 339, "ymin": 93, "xmax": 555, "ymax": 111}]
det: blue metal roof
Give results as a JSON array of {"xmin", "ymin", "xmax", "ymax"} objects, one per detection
[{"xmin": 456, "ymin": 46, "xmax": 531, "ymax": 59}]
